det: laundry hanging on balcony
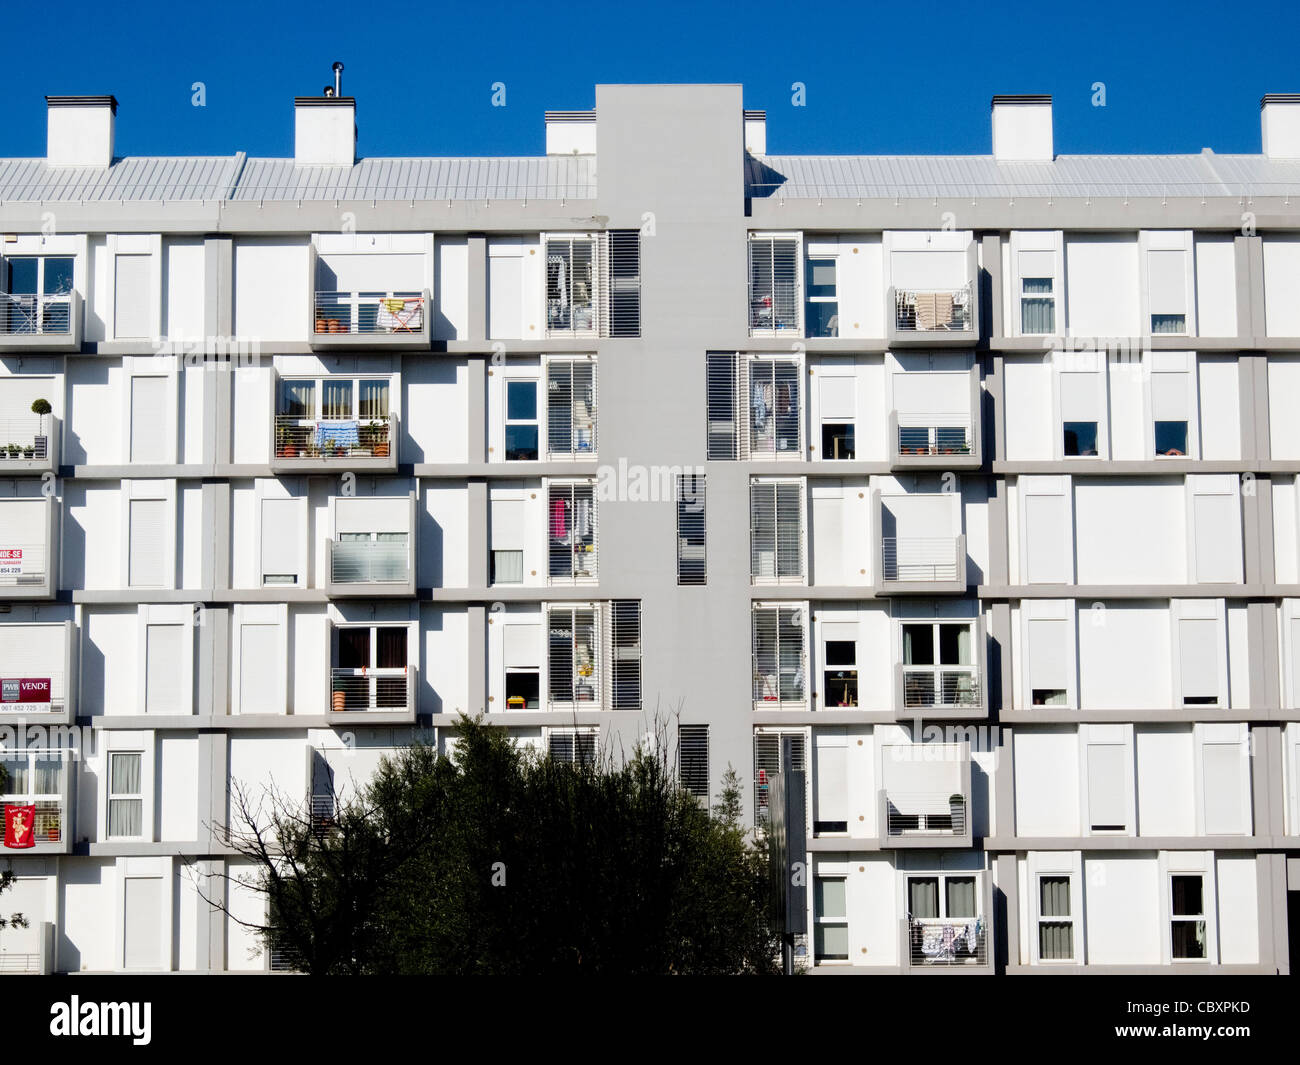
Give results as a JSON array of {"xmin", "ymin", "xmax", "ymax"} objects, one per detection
[{"xmin": 315, "ymin": 420, "xmax": 360, "ymax": 450}]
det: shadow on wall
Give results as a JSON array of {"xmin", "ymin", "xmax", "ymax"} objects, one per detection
[
  {"xmin": 60, "ymin": 360, "xmax": 110, "ymax": 465},
  {"xmin": 416, "ymin": 489, "xmax": 444, "ymax": 589}
]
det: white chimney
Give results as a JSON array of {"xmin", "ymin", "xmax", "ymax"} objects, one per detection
[
  {"xmin": 294, "ymin": 96, "xmax": 356, "ymax": 167},
  {"xmin": 992, "ymin": 94, "xmax": 1053, "ymax": 163},
  {"xmin": 1261, "ymin": 94, "xmax": 1300, "ymax": 159},
  {"xmin": 744, "ymin": 110, "xmax": 767, "ymax": 155},
  {"xmin": 545, "ymin": 111, "xmax": 596, "ymax": 155},
  {"xmin": 45, "ymin": 95, "xmax": 117, "ymax": 168}
]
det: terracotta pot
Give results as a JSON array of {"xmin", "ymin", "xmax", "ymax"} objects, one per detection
[
  {"xmin": 282, "ymin": 445, "xmax": 296, "ymax": 457},
  {"xmin": 315, "ymin": 317, "xmax": 328, "ymax": 333},
  {"xmin": 329, "ymin": 319, "xmax": 343, "ymax": 334},
  {"xmin": 373, "ymin": 442, "xmax": 389, "ymax": 457},
  {"xmin": 331, "ymin": 691, "xmax": 346, "ymax": 713}
]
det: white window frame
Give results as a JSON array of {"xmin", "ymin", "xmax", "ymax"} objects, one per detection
[
  {"xmin": 803, "ymin": 241, "xmax": 839, "ymax": 339},
  {"xmin": 752, "ymin": 603, "xmax": 808, "ymax": 710},
  {"xmin": 542, "ymin": 233, "xmax": 600, "ymax": 338},
  {"xmin": 1192, "ymin": 722, "xmax": 1251, "ymax": 836},
  {"xmin": 545, "ymin": 603, "xmax": 601, "ymax": 711},
  {"xmin": 544, "ymin": 356, "xmax": 597, "ymax": 459},
  {"xmin": 1018, "ymin": 598, "xmax": 1078, "ymax": 709},
  {"xmin": 896, "ymin": 616, "xmax": 981, "ymax": 711},
  {"xmin": 1144, "ymin": 351, "xmax": 1199, "ymax": 459},
  {"xmin": 1140, "ymin": 230, "xmax": 1196, "ymax": 338},
  {"xmin": 1171, "ymin": 599, "xmax": 1229, "ymax": 709},
  {"xmin": 103, "ymin": 737, "xmax": 153, "ymax": 843},
  {"xmin": 1009, "ymin": 231, "xmax": 1064, "ymax": 338},
  {"xmin": 120, "ymin": 479, "xmax": 177, "ymax": 591},
  {"xmin": 747, "ymin": 232, "xmax": 803, "ymax": 337},
  {"xmin": 1050, "ymin": 350, "xmax": 1110, "ymax": 460},
  {"xmin": 1025, "ymin": 852, "xmax": 1084, "ymax": 965},
  {"xmin": 330, "ymin": 619, "xmax": 415, "ymax": 712},
  {"xmin": 231, "ymin": 603, "xmax": 290, "ymax": 716},
  {"xmin": 1160, "ymin": 852, "xmax": 1217, "ymax": 964},
  {"xmin": 813, "ymin": 874, "xmax": 850, "ymax": 963},
  {"xmin": 1078, "ymin": 723, "xmax": 1135, "ymax": 836},
  {"xmin": 749, "ymin": 477, "xmax": 806, "ymax": 585}
]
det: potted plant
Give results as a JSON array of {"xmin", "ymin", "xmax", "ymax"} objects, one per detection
[
  {"xmin": 276, "ymin": 426, "xmax": 297, "ymax": 458},
  {"xmin": 331, "ymin": 678, "xmax": 347, "ymax": 713},
  {"xmin": 30, "ymin": 398, "xmax": 51, "ymax": 459},
  {"xmin": 315, "ymin": 315, "xmax": 329, "ymax": 334},
  {"xmin": 22, "ymin": 444, "xmax": 35, "ymax": 459},
  {"xmin": 47, "ymin": 813, "xmax": 60, "ymax": 842},
  {"xmin": 6, "ymin": 444, "xmax": 20, "ymax": 460},
  {"xmin": 369, "ymin": 420, "xmax": 389, "ymax": 457}
]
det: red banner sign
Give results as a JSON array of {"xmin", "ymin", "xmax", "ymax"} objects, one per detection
[
  {"xmin": 4, "ymin": 804, "xmax": 35, "ymax": 849},
  {"xmin": 0, "ymin": 678, "xmax": 50, "ymax": 705}
]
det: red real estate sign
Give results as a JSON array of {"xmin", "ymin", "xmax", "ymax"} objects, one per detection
[
  {"xmin": 4, "ymin": 804, "xmax": 35, "ymax": 848},
  {"xmin": 0, "ymin": 678, "xmax": 52, "ymax": 711}
]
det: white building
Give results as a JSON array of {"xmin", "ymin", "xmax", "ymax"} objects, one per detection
[{"xmin": 0, "ymin": 83, "xmax": 1298, "ymax": 972}]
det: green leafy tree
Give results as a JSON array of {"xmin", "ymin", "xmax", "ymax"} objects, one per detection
[{"xmin": 210, "ymin": 716, "xmax": 779, "ymax": 974}]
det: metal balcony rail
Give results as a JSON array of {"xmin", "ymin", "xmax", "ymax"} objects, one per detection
[
  {"xmin": 329, "ymin": 540, "xmax": 409, "ymax": 584},
  {"xmin": 907, "ymin": 916, "xmax": 988, "ymax": 966},
  {"xmin": 884, "ymin": 793, "xmax": 967, "ymax": 837},
  {"xmin": 0, "ymin": 294, "xmax": 73, "ymax": 337},
  {"xmin": 0, "ymin": 671, "xmax": 65, "ymax": 713},
  {"xmin": 0, "ymin": 420, "xmax": 49, "ymax": 458},
  {"xmin": 273, "ymin": 413, "xmax": 394, "ymax": 459},
  {"xmin": 902, "ymin": 669, "xmax": 980, "ymax": 709},
  {"xmin": 0, "ymin": 952, "xmax": 40, "ymax": 973},
  {"xmin": 328, "ymin": 667, "xmax": 412, "ymax": 713},
  {"xmin": 896, "ymin": 416, "xmax": 973, "ymax": 457},
  {"xmin": 312, "ymin": 291, "xmax": 424, "ymax": 336},
  {"xmin": 893, "ymin": 283, "xmax": 973, "ymax": 333},
  {"xmin": 269, "ymin": 946, "xmax": 305, "ymax": 973},
  {"xmin": 0, "ymin": 543, "xmax": 48, "ymax": 585},
  {"xmin": 882, "ymin": 538, "xmax": 960, "ymax": 582}
]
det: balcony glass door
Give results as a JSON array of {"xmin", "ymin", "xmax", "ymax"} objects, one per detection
[{"xmin": 3, "ymin": 257, "xmax": 74, "ymax": 334}]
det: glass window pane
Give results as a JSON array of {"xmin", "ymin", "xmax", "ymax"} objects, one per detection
[
  {"xmin": 0, "ymin": 758, "xmax": 29, "ymax": 795},
  {"xmin": 825, "ymin": 640, "xmax": 855, "ymax": 666},
  {"xmin": 805, "ymin": 301, "xmax": 838, "ymax": 338},
  {"xmin": 1039, "ymin": 922, "xmax": 1073, "ymax": 960},
  {"xmin": 1021, "ymin": 297, "xmax": 1055, "ymax": 334},
  {"xmin": 375, "ymin": 628, "xmax": 407, "ymax": 669},
  {"xmin": 903, "ymin": 624, "xmax": 934, "ymax": 666},
  {"xmin": 44, "ymin": 258, "xmax": 74, "ymax": 295},
  {"xmin": 806, "ymin": 259, "xmax": 836, "ymax": 298},
  {"xmin": 108, "ymin": 798, "xmax": 142, "ymax": 838},
  {"xmin": 111, "ymin": 752, "xmax": 141, "ymax": 795},
  {"xmin": 1172, "ymin": 920, "xmax": 1207, "ymax": 959},
  {"xmin": 279, "ymin": 380, "xmax": 316, "ymax": 418},
  {"xmin": 814, "ymin": 923, "xmax": 849, "ymax": 960},
  {"xmin": 337, "ymin": 627, "xmax": 370, "ymax": 669},
  {"xmin": 358, "ymin": 380, "xmax": 389, "ymax": 420},
  {"xmin": 1022, "ymin": 277, "xmax": 1053, "ymax": 295},
  {"xmin": 815, "ymin": 877, "xmax": 847, "ymax": 919},
  {"xmin": 821, "ymin": 422, "xmax": 854, "ymax": 459},
  {"xmin": 321, "ymin": 380, "xmax": 352, "ymax": 419},
  {"xmin": 507, "ymin": 380, "xmax": 537, "ymax": 421},
  {"xmin": 6, "ymin": 259, "xmax": 38, "ymax": 295},
  {"xmin": 908, "ymin": 877, "xmax": 939, "ymax": 919},
  {"xmin": 1171, "ymin": 875, "xmax": 1203, "ymax": 916},
  {"xmin": 1151, "ymin": 313, "xmax": 1186, "ymax": 334},
  {"xmin": 505, "ymin": 424, "xmax": 539, "ymax": 461},
  {"xmin": 1155, "ymin": 420, "xmax": 1188, "ymax": 456},
  {"xmin": 1063, "ymin": 421, "xmax": 1098, "ymax": 456},
  {"xmin": 1040, "ymin": 876, "xmax": 1070, "ymax": 918},
  {"xmin": 946, "ymin": 876, "xmax": 977, "ymax": 919}
]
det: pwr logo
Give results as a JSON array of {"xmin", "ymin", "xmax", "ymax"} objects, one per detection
[{"xmin": 1, "ymin": 679, "xmax": 18, "ymax": 702}]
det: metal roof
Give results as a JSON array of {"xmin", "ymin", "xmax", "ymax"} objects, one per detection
[
  {"xmin": 745, "ymin": 153, "xmax": 1300, "ymax": 199},
  {"xmin": 0, "ymin": 155, "xmax": 244, "ymax": 202}
]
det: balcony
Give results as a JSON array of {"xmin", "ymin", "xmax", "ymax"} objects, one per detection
[
  {"xmin": 0, "ymin": 751, "xmax": 75, "ymax": 856},
  {"xmin": 878, "ymin": 743, "xmax": 972, "ymax": 849},
  {"xmin": 0, "ymin": 622, "xmax": 77, "ymax": 725},
  {"xmin": 888, "ymin": 371, "xmax": 982, "ymax": 471},
  {"xmin": 308, "ymin": 290, "xmax": 430, "ymax": 351},
  {"xmin": 0, "ymin": 293, "xmax": 83, "ymax": 353},
  {"xmin": 327, "ymin": 665, "xmax": 417, "ymax": 726},
  {"xmin": 877, "ymin": 536, "xmax": 966, "ymax": 595},
  {"xmin": 887, "ymin": 281, "xmax": 978, "ymax": 346},
  {"xmin": 0, "ymin": 498, "xmax": 58, "ymax": 600},
  {"xmin": 270, "ymin": 413, "xmax": 398, "ymax": 474},
  {"xmin": 0, "ymin": 415, "xmax": 59, "ymax": 476},
  {"xmin": 897, "ymin": 664, "xmax": 984, "ymax": 715},
  {"xmin": 326, "ymin": 538, "xmax": 415, "ymax": 598}
]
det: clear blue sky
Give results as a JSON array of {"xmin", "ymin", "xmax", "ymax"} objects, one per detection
[{"xmin": 6, "ymin": 0, "xmax": 1299, "ymax": 160}]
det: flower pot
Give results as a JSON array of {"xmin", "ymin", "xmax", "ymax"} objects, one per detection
[
  {"xmin": 373, "ymin": 442, "xmax": 389, "ymax": 457},
  {"xmin": 328, "ymin": 319, "xmax": 343, "ymax": 334},
  {"xmin": 315, "ymin": 317, "xmax": 328, "ymax": 333},
  {"xmin": 331, "ymin": 691, "xmax": 346, "ymax": 713},
  {"xmin": 282, "ymin": 445, "xmax": 297, "ymax": 457}
]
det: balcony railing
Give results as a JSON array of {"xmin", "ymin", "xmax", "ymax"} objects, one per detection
[
  {"xmin": 0, "ymin": 543, "xmax": 49, "ymax": 587},
  {"xmin": 902, "ymin": 669, "xmax": 980, "ymax": 709},
  {"xmin": 881, "ymin": 538, "xmax": 961, "ymax": 583},
  {"xmin": 328, "ymin": 540, "xmax": 410, "ymax": 585},
  {"xmin": 0, "ymin": 294, "xmax": 73, "ymax": 337},
  {"xmin": 328, "ymin": 666, "xmax": 415, "ymax": 715},
  {"xmin": 892, "ymin": 283, "xmax": 973, "ymax": 334},
  {"xmin": 905, "ymin": 916, "xmax": 988, "ymax": 967},
  {"xmin": 0, "ymin": 672, "xmax": 66, "ymax": 715},
  {"xmin": 895, "ymin": 418, "xmax": 974, "ymax": 458},
  {"xmin": 313, "ymin": 291, "xmax": 424, "ymax": 337},
  {"xmin": 0, "ymin": 420, "xmax": 50, "ymax": 460},
  {"xmin": 883, "ymin": 792, "xmax": 968, "ymax": 838},
  {"xmin": 273, "ymin": 414, "xmax": 395, "ymax": 461}
]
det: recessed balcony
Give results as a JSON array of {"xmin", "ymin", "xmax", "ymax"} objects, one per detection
[
  {"xmin": 887, "ymin": 277, "xmax": 979, "ymax": 347},
  {"xmin": 877, "ymin": 536, "xmax": 967, "ymax": 596},
  {"xmin": 0, "ymin": 497, "xmax": 58, "ymax": 600},
  {"xmin": 326, "ymin": 537, "xmax": 414, "ymax": 598},
  {"xmin": 308, "ymin": 289, "xmax": 430, "ymax": 351},
  {"xmin": 878, "ymin": 742, "xmax": 972, "ymax": 849},
  {"xmin": 270, "ymin": 412, "xmax": 398, "ymax": 474}
]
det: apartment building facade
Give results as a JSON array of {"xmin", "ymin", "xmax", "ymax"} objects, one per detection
[{"xmin": 1, "ymin": 83, "xmax": 1299, "ymax": 973}]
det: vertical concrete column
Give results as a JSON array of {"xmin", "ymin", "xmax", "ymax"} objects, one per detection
[
  {"xmin": 1256, "ymin": 852, "xmax": 1289, "ymax": 973},
  {"xmin": 1234, "ymin": 235, "xmax": 1266, "ymax": 342},
  {"xmin": 467, "ymin": 358, "xmax": 486, "ymax": 464},
  {"xmin": 985, "ymin": 355, "xmax": 1006, "ymax": 467},
  {"xmin": 1251, "ymin": 724, "xmax": 1285, "ymax": 838},
  {"xmin": 196, "ymin": 604, "xmax": 230, "ymax": 718},
  {"xmin": 1248, "ymin": 600, "xmax": 1281, "ymax": 712},
  {"xmin": 203, "ymin": 237, "xmax": 234, "ymax": 468},
  {"xmin": 1242, "ymin": 474, "xmax": 1275, "ymax": 587},
  {"xmin": 994, "ymin": 852, "xmax": 1018, "ymax": 972},
  {"xmin": 467, "ymin": 233, "xmax": 487, "ymax": 343},
  {"xmin": 467, "ymin": 604, "xmax": 487, "ymax": 717},
  {"xmin": 467, "ymin": 480, "xmax": 487, "ymax": 588},
  {"xmin": 193, "ymin": 858, "xmax": 227, "ymax": 973},
  {"xmin": 981, "ymin": 233, "xmax": 1004, "ymax": 343}
]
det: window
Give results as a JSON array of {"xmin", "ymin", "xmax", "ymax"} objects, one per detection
[
  {"xmin": 750, "ymin": 480, "xmax": 803, "ymax": 583},
  {"xmin": 1170, "ymin": 875, "xmax": 1206, "ymax": 960},
  {"xmin": 547, "ymin": 482, "xmax": 597, "ymax": 583},
  {"xmin": 604, "ymin": 229, "xmax": 641, "ymax": 338},
  {"xmin": 491, "ymin": 550, "xmax": 523, "ymax": 585},
  {"xmin": 678, "ymin": 724, "xmax": 709, "ymax": 803},
  {"xmin": 1086, "ymin": 741, "xmax": 1128, "ymax": 832},
  {"xmin": 549, "ymin": 729, "xmax": 597, "ymax": 766},
  {"xmin": 753, "ymin": 730, "xmax": 806, "ymax": 822},
  {"xmin": 753, "ymin": 606, "xmax": 806, "ymax": 708},
  {"xmin": 814, "ymin": 877, "xmax": 849, "ymax": 962},
  {"xmin": 608, "ymin": 600, "xmax": 642, "ymax": 710},
  {"xmin": 1155, "ymin": 420, "xmax": 1188, "ymax": 457},
  {"xmin": 503, "ymin": 623, "xmax": 540, "ymax": 710},
  {"xmin": 1063, "ymin": 421, "xmax": 1098, "ymax": 457},
  {"xmin": 0, "ymin": 751, "xmax": 62, "ymax": 843},
  {"xmin": 813, "ymin": 729, "xmax": 847, "ymax": 833},
  {"xmin": 901, "ymin": 622, "xmax": 977, "ymax": 708},
  {"xmin": 1038, "ymin": 876, "xmax": 1074, "ymax": 961},
  {"xmin": 548, "ymin": 236, "xmax": 592, "ymax": 333},
  {"xmin": 548, "ymin": 606, "xmax": 599, "ymax": 708},
  {"xmin": 905, "ymin": 873, "xmax": 984, "ymax": 963},
  {"xmin": 1025, "ymin": 605, "xmax": 1073, "ymax": 708},
  {"xmin": 804, "ymin": 257, "xmax": 838, "ymax": 337},
  {"xmin": 1147, "ymin": 248, "xmax": 1188, "ymax": 334},
  {"xmin": 546, "ymin": 360, "xmax": 596, "ymax": 458},
  {"xmin": 545, "ymin": 236, "xmax": 597, "ymax": 335},
  {"xmin": 748, "ymin": 235, "xmax": 800, "ymax": 333},
  {"xmin": 2, "ymin": 256, "xmax": 74, "ymax": 334},
  {"xmin": 1150, "ymin": 361, "xmax": 1193, "ymax": 456},
  {"xmin": 706, "ymin": 353, "xmax": 802, "ymax": 460},
  {"xmin": 334, "ymin": 625, "xmax": 409, "ymax": 711},
  {"xmin": 1177, "ymin": 614, "xmax": 1222, "ymax": 706},
  {"xmin": 676, "ymin": 474, "xmax": 707, "ymax": 585},
  {"xmin": 108, "ymin": 752, "xmax": 143, "ymax": 838},
  {"xmin": 823, "ymin": 639, "xmax": 858, "ymax": 707},
  {"xmin": 908, "ymin": 874, "xmax": 977, "ymax": 920},
  {"xmin": 144, "ymin": 623, "xmax": 184, "ymax": 713},
  {"xmin": 505, "ymin": 380, "xmax": 539, "ymax": 461},
  {"xmin": 490, "ymin": 489, "xmax": 525, "ymax": 585},
  {"xmin": 114, "ymin": 254, "xmax": 151, "ymax": 339},
  {"xmin": 817, "ymin": 374, "xmax": 855, "ymax": 460},
  {"xmin": 1020, "ymin": 276, "xmax": 1055, "ymax": 334},
  {"xmin": 275, "ymin": 377, "xmax": 392, "ymax": 458},
  {"xmin": 128, "ymin": 498, "xmax": 167, "ymax": 588}
]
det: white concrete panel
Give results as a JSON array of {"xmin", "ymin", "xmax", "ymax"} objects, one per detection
[
  {"xmin": 1197, "ymin": 356, "xmax": 1240, "ymax": 460},
  {"xmin": 164, "ymin": 238, "xmax": 206, "ymax": 343},
  {"xmin": 1268, "ymin": 358, "xmax": 1300, "ymax": 459},
  {"xmin": 1215, "ymin": 856, "xmax": 1259, "ymax": 965},
  {"xmin": 1074, "ymin": 481, "xmax": 1184, "ymax": 584},
  {"xmin": 1136, "ymin": 727, "xmax": 1195, "ymax": 836},
  {"xmin": 1263, "ymin": 237, "xmax": 1300, "ymax": 336},
  {"xmin": 1066, "ymin": 235, "xmax": 1139, "ymax": 338},
  {"xmin": 434, "ymin": 236, "xmax": 468, "ymax": 341},
  {"xmin": 1077, "ymin": 602, "xmax": 1172, "ymax": 709},
  {"xmin": 1083, "ymin": 854, "xmax": 1161, "ymax": 965},
  {"xmin": 1013, "ymin": 728, "xmax": 1079, "ymax": 836},
  {"xmin": 1003, "ymin": 358, "xmax": 1053, "ymax": 461},
  {"xmin": 233, "ymin": 239, "xmax": 310, "ymax": 342},
  {"xmin": 60, "ymin": 859, "xmax": 116, "ymax": 972},
  {"xmin": 1194, "ymin": 236, "xmax": 1237, "ymax": 338}
]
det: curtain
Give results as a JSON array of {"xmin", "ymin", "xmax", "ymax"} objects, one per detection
[
  {"xmin": 358, "ymin": 380, "xmax": 389, "ymax": 420},
  {"xmin": 1039, "ymin": 876, "xmax": 1073, "ymax": 959},
  {"xmin": 109, "ymin": 753, "xmax": 143, "ymax": 837},
  {"xmin": 279, "ymin": 380, "xmax": 315, "ymax": 418},
  {"xmin": 946, "ymin": 876, "xmax": 977, "ymax": 919},
  {"xmin": 909, "ymin": 877, "xmax": 939, "ymax": 919},
  {"xmin": 1020, "ymin": 278, "xmax": 1055, "ymax": 334},
  {"xmin": 34, "ymin": 757, "xmax": 61, "ymax": 795},
  {"xmin": 321, "ymin": 380, "xmax": 352, "ymax": 420},
  {"xmin": 493, "ymin": 550, "xmax": 524, "ymax": 584}
]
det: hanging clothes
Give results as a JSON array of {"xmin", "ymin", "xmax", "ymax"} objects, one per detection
[
  {"xmin": 574, "ymin": 498, "xmax": 592, "ymax": 540},
  {"xmin": 550, "ymin": 498, "xmax": 567, "ymax": 539}
]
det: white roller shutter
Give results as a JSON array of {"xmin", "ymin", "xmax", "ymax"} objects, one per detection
[
  {"xmin": 128, "ymin": 499, "xmax": 166, "ymax": 587},
  {"xmin": 145, "ymin": 624, "xmax": 184, "ymax": 713},
  {"xmin": 130, "ymin": 376, "xmax": 168, "ymax": 463}
]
